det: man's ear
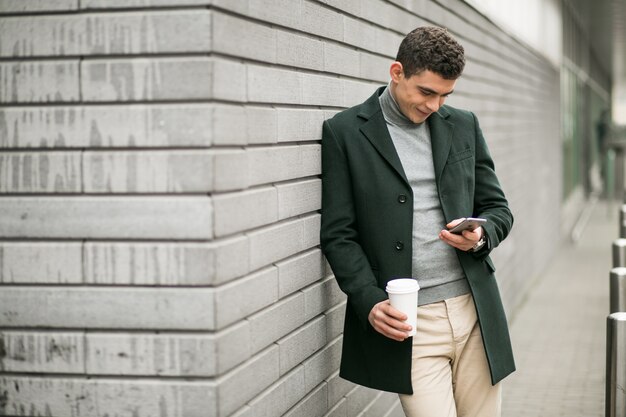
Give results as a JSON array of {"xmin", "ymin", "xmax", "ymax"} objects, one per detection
[{"xmin": 389, "ymin": 62, "xmax": 404, "ymax": 82}]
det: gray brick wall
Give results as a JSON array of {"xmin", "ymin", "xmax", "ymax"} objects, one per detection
[{"xmin": 0, "ymin": 1, "xmax": 563, "ymax": 416}]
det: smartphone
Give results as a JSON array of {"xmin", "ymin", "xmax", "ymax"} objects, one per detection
[{"xmin": 448, "ymin": 217, "xmax": 487, "ymax": 234}]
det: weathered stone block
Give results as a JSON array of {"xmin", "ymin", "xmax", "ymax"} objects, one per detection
[
  {"xmin": 247, "ymin": 218, "xmax": 305, "ymax": 271},
  {"xmin": 213, "ymin": 187, "xmax": 278, "ymax": 237},
  {"xmin": 282, "ymin": 382, "xmax": 329, "ymax": 417},
  {"xmin": 303, "ymin": 276, "xmax": 346, "ymax": 321},
  {"xmin": 276, "ymin": 108, "xmax": 324, "ymax": 142},
  {"xmin": 217, "ymin": 345, "xmax": 280, "ymax": 417},
  {"xmin": 0, "ymin": 0, "xmax": 77, "ymax": 13},
  {"xmin": 0, "ymin": 61, "xmax": 79, "ymax": 103},
  {"xmin": 0, "ymin": 331, "xmax": 85, "ymax": 373},
  {"xmin": 83, "ymin": 150, "xmax": 213, "ymax": 193},
  {"xmin": 81, "ymin": 0, "xmax": 209, "ymax": 7},
  {"xmin": 81, "ymin": 58, "xmax": 212, "ymax": 101},
  {"xmin": 84, "ymin": 327, "xmax": 249, "ymax": 377},
  {"xmin": 239, "ymin": 366, "xmax": 306, "ymax": 417},
  {"xmin": 84, "ymin": 242, "xmax": 215, "ymax": 285},
  {"xmin": 0, "ymin": 196, "xmax": 213, "ymax": 239},
  {"xmin": 0, "ymin": 376, "xmax": 216, "ymax": 417},
  {"xmin": 276, "ymin": 178, "xmax": 321, "ymax": 220},
  {"xmin": 213, "ymin": 149, "xmax": 248, "ymax": 191},
  {"xmin": 0, "ymin": 151, "xmax": 81, "ymax": 193},
  {"xmin": 84, "ymin": 10, "xmax": 211, "ymax": 55},
  {"xmin": 0, "ymin": 287, "xmax": 215, "ymax": 330},
  {"xmin": 247, "ymin": 64, "xmax": 301, "ymax": 104},
  {"xmin": 0, "ymin": 15, "xmax": 83, "ymax": 56},
  {"xmin": 324, "ymin": 42, "xmax": 360, "ymax": 77},
  {"xmin": 0, "ymin": 241, "xmax": 82, "ymax": 284},
  {"xmin": 276, "ymin": 30, "xmax": 324, "ymax": 71},
  {"xmin": 213, "ymin": 11, "xmax": 276, "ymax": 63},
  {"xmin": 277, "ymin": 315, "xmax": 327, "ymax": 375},
  {"xmin": 276, "ymin": 248, "xmax": 325, "ymax": 298},
  {"xmin": 248, "ymin": 292, "xmax": 306, "ymax": 353},
  {"xmin": 302, "ymin": 336, "xmax": 343, "ymax": 392},
  {"xmin": 0, "ymin": 104, "xmax": 213, "ymax": 149},
  {"xmin": 213, "ymin": 267, "xmax": 278, "ymax": 329}
]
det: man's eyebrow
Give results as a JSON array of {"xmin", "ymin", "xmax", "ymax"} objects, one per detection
[{"xmin": 418, "ymin": 86, "xmax": 455, "ymax": 96}]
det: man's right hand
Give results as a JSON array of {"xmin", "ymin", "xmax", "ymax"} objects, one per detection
[{"xmin": 368, "ymin": 300, "xmax": 412, "ymax": 341}]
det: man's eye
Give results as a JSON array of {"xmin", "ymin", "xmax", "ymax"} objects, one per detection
[{"xmin": 419, "ymin": 89, "xmax": 431, "ymax": 96}]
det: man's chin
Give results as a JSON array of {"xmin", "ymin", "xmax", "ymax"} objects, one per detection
[{"xmin": 411, "ymin": 114, "xmax": 430, "ymax": 124}]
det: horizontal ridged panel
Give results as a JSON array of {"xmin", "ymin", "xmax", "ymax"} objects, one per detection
[
  {"xmin": 0, "ymin": 196, "xmax": 213, "ymax": 239},
  {"xmin": 0, "ymin": 376, "xmax": 217, "ymax": 417},
  {"xmin": 0, "ymin": 287, "xmax": 215, "ymax": 330}
]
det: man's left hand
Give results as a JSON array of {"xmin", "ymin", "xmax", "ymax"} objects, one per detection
[{"xmin": 439, "ymin": 218, "xmax": 483, "ymax": 251}]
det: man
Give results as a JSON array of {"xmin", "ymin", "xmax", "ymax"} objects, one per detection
[{"xmin": 320, "ymin": 27, "xmax": 514, "ymax": 417}]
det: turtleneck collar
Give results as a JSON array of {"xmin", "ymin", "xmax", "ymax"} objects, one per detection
[{"xmin": 379, "ymin": 82, "xmax": 423, "ymax": 127}]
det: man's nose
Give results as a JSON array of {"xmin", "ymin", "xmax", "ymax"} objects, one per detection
[{"xmin": 425, "ymin": 96, "xmax": 441, "ymax": 112}]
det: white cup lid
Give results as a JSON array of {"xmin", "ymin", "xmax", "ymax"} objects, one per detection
[{"xmin": 385, "ymin": 278, "xmax": 419, "ymax": 294}]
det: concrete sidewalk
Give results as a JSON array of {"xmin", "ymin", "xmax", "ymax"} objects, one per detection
[{"xmin": 502, "ymin": 201, "xmax": 617, "ymax": 417}]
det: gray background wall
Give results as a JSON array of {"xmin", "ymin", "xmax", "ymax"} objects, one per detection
[{"xmin": 0, "ymin": 0, "xmax": 560, "ymax": 416}]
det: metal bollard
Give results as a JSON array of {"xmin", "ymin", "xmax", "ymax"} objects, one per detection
[
  {"xmin": 621, "ymin": 205, "xmax": 626, "ymax": 238},
  {"xmin": 606, "ymin": 312, "xmax": 626, "ymax": 417},
  {"xmin": 611, "ymin": 268, "xmax": 626, "ymax": 313},
  {"xmin": 614, "ymin": 240, "xmax": 626, "ymax": 268}
]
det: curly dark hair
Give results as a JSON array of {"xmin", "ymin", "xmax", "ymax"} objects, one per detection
[{"xmin": 395, "ymin": 27, "xmax": 465, "ymax": 80}]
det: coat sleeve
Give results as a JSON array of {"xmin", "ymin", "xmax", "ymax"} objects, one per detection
[
  {"xmin": 471, "ymin": 112, "xmax": 514, "ymax": 258},
  {"xmin": 320, "ymin": 120, "xmax": 388, "ymax": 328}
]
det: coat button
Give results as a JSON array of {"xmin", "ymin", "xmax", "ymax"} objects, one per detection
[
  {"xmin": 398, "ymin": 194, "xmax": 407, "ymax": 203},
  {"xmin": 395, "ymin": 241, "xmax": 404, "ymax": 251}
]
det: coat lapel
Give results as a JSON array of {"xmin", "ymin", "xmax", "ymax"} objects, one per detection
[
  {"xmin": 428, "ymin": 107, "xmax": 454, "ymax": 186},
  {"xmin": 358, "ymin": 88, "xmax": 409, "ymax": 185}
]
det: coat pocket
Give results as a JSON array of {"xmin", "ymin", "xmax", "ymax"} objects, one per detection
[{"xmin": 447, "ymin": 148, "xmax": 473, "ymax": 164}]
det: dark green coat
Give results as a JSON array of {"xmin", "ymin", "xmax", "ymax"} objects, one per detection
[{"xmin": 320, "ymin": 87, "xmax": 515, "ymax": 394}]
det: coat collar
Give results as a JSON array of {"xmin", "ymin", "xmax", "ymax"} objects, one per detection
[{"xmin": 357, "ymin": 86, "xmax": 454, "ymax": 188}]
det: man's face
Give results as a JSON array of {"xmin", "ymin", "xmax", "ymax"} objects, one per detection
[{"xmin": 389, "ymin": 64, "xmax": 457, "ymax": 124}]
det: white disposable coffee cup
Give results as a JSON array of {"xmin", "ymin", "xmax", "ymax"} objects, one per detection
[{"xmin": 385, "ymin": 278, "xmax": 420, "ymax": 337}]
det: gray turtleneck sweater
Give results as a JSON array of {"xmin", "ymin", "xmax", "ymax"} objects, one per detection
[{"xmin": 379, "ymin": 86, "xmax": 470, "ymax": 305}]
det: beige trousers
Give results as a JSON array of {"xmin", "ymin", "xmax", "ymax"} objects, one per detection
[{"xmin": 399, "ymin": 293, "xmax": 501, "ymax": 417}]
